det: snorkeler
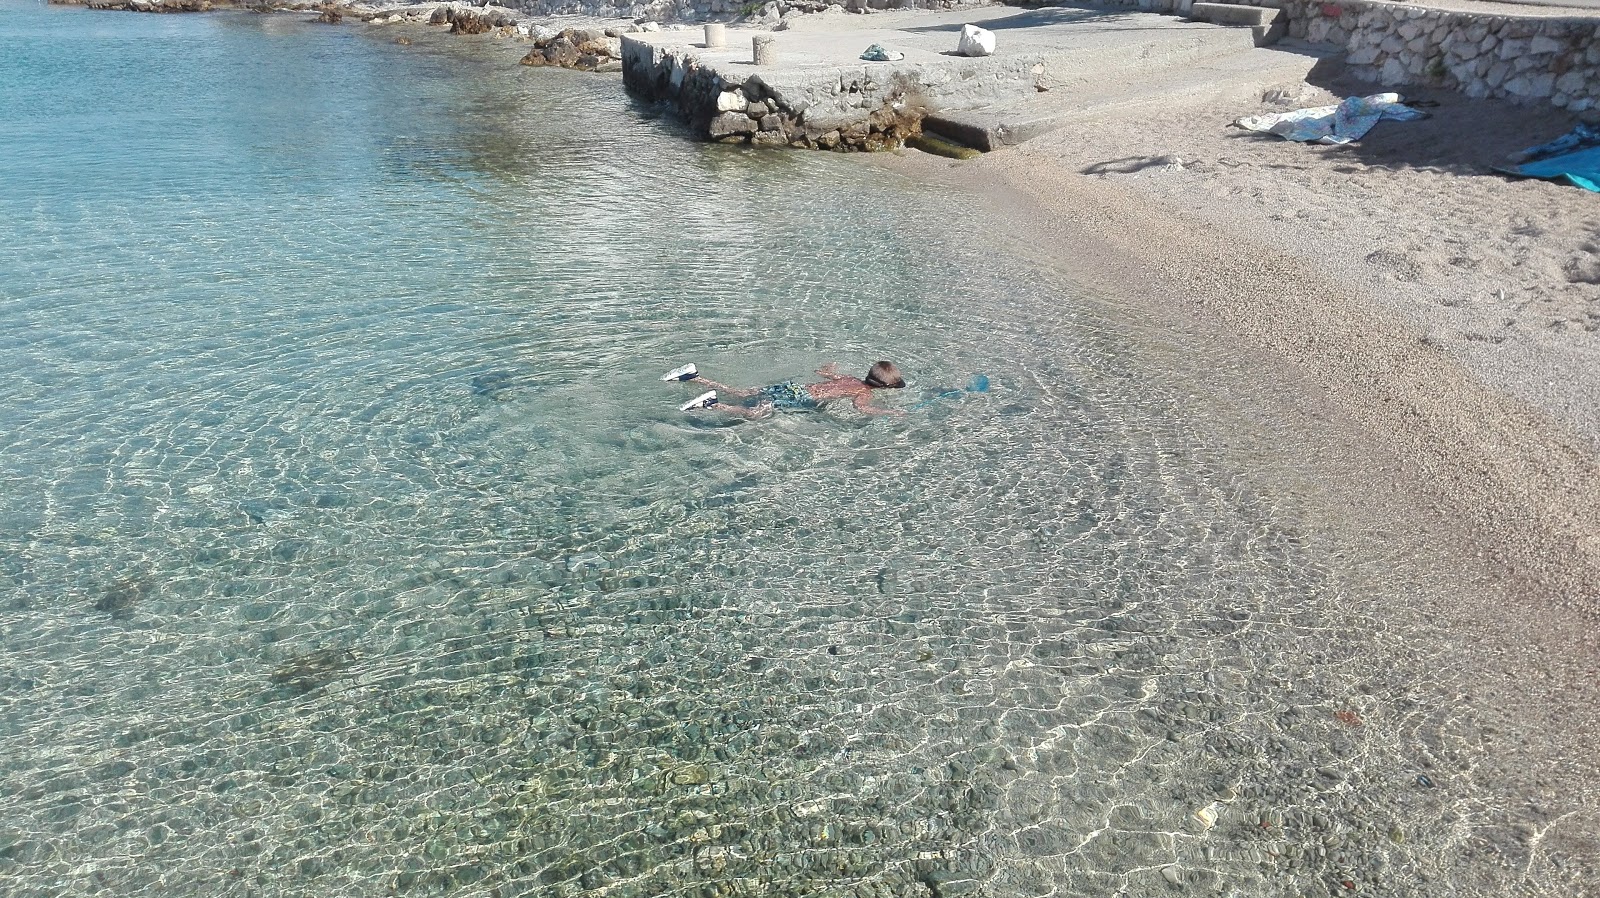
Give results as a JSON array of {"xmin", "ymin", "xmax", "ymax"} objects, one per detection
[{"xmin": 663, "ymin": 361, "xmax": 906, "ymax": 417}]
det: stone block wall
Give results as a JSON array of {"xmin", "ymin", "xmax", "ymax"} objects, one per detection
[
  {"xmin": 1282, "ymin": 0, "xmax": 1599, "ymax": 112},
  {"xmin": 1053, "ymin": 0, "xmax": 1599, "ymax": 113}
]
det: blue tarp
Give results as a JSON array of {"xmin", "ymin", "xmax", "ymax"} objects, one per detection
[{"xmin": 1497, "ymin": 123, "xmax": 1600, "ymax": 193}]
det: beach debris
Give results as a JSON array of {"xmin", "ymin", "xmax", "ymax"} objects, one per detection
[
  {"xmin": 1334, "ymin": 709, "xmax": 1363, "ymax": 727},
  {"xmin": 1234, "ymin": 93, "xmax": 1426, "ymax": 145},
  {"xmin": 1416, "ymin": 773, "xmax": 1435, "ymax": 788},
  {"xmin": 956, "ymin": 24, "xmax": 995, "ymax": 58},
  {"xmin": 1495, "ymin": 122, "xmax": 1600, "ymax": 192},
  {"xmin": 1194, "ymin": 801, "xmax": 1222, "ymax": 830},
  {"xmin": 860, "ymin": 44, "xmax": 904, "ymax": 62}
]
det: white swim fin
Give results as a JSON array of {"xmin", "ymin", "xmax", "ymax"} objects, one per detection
[
  {"xmin": 680, "ymin": 390, "xmax": 718, "ymax": 412},
  {"xmin": 661, "ymin": 363, "xmax": 698, "ymax": 382}
]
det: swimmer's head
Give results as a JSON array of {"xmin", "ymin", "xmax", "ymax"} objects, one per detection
[{"xmin": 864, "ymin": 361, "xmax": 905, "ymax": 389}]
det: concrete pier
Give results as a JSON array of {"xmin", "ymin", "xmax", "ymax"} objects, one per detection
[{"xmin": 620, "ymin": 6, "xmax": 1264, "ymax": 150}]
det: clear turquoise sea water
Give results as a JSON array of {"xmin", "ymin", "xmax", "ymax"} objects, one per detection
[{"xmin": 0, "ymin": 3, "xmax": 1581, "ymax": 897}]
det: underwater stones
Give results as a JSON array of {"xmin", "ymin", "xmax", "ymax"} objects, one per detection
[
  {"xmin": 469, "ymin": 370, "xmax": 515, "ymax": 399},
  {"xmin": 270, "ymin": 647, "xmax": 355, "ymax": 694},
  {"xmin": 669, "ymin": 764, "xmax": 711, "ymax": 786},
  {"xmin": 93, "ymin": 575, "xmax": 152, "ymax": 618}
]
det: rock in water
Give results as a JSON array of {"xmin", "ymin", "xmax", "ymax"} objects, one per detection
[{"xmin": 956, "ymin": 24, "xmax": 995, "ymax": 57}]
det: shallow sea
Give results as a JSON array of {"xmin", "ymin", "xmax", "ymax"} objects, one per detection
[{"xmin": 0, "ymin": 2, "xmax": 1587, "ymax": 897}]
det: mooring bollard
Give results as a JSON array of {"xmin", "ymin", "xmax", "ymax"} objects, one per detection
[
  {"xmin": 704, "ymin": 23, "xmax": 725, "ymax": 48},
  {"xmin": 752, "ymin": 34, "xmax": 776, "ymax": 66}
]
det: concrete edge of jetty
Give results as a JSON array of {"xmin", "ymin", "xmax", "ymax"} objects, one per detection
[{"xmin": 620, "ymin": 25, "xmax": 1045, "ymax": 151}]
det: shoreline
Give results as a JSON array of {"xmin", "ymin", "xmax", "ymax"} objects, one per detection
[{"xmin": 875, "ymin": 146, "xmax": 1600, "ymax": 606}]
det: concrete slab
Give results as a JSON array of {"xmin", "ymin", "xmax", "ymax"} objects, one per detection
[
  {"xmin": 1189, "ymin": 1, "xmax": 1284, "ymax": 27},
  {"xmin": 924, "ymin": 37, "xmax": 1332, "ymax": 150}
]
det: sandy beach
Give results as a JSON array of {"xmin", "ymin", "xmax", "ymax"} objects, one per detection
[
  {"xmin": 863, "ymin": 12, "xmax": 1600, "ymax": 884},
  {"xmin": 881, "ymin": 50, "xmax": 1600, "ymax": 597}
]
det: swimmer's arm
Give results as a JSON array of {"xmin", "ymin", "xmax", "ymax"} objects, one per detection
[
  {"xmin": 815, "ymin": 362, "xmax": 843, "ymax": 378},
  {"xmin": 850, "ymin": 395, "xmax": 905, "ymax": 417}
]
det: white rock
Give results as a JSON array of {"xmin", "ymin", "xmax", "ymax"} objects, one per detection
[
  {"xmin": 715, "ymin": 89, "xmax": 746, "ymax": 112},
  {"xmin": 956, "ymin": 24, "xmax": 995, "ymax": 57},
  {"xmin": 639, "ymin": 21, "xmax": 661, "ymax": 32}
]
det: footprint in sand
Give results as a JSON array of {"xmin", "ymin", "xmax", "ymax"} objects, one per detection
[
  {"xmin": 1563, "ymin": 242, "xmax": 1600, "ymax": 285},
  {"xmin": 1364, "ymin": 249, "xmax": 1422, "ymax": 282}
]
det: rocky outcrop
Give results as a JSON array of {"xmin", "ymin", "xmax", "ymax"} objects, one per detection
[
  {"xmin": 428, "ymin": 2, "xmax": 520, "ymax": 33},
  {"xmin": 520, "ymin": 27, "xmax": 626, "ymax": 72},
  {"xmin": 73, "ymin": 0, "xmax": 222, "ymax": 11}
]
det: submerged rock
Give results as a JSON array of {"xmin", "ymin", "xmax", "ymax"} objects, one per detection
[
  {"xmin": 93, "ymin": 575, "xmax": 153, "ymax": 619},
  {"xmin": 270, "ymin": 647, "xmax": 356, "ymax": 694}
]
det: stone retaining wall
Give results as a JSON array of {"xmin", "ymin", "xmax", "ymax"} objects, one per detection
[
  {"xmin": 1282, "ymin": 0, "xmax": 1599, "ymax": 113},
  {"xmin": 1012, "ymin": 0, "xmax": 1599, "ymax": 114}
]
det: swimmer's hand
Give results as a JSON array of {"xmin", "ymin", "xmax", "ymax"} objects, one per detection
[{"xmin": 816, "ymin": 362, "xmax": 843, "ymax": 378}]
